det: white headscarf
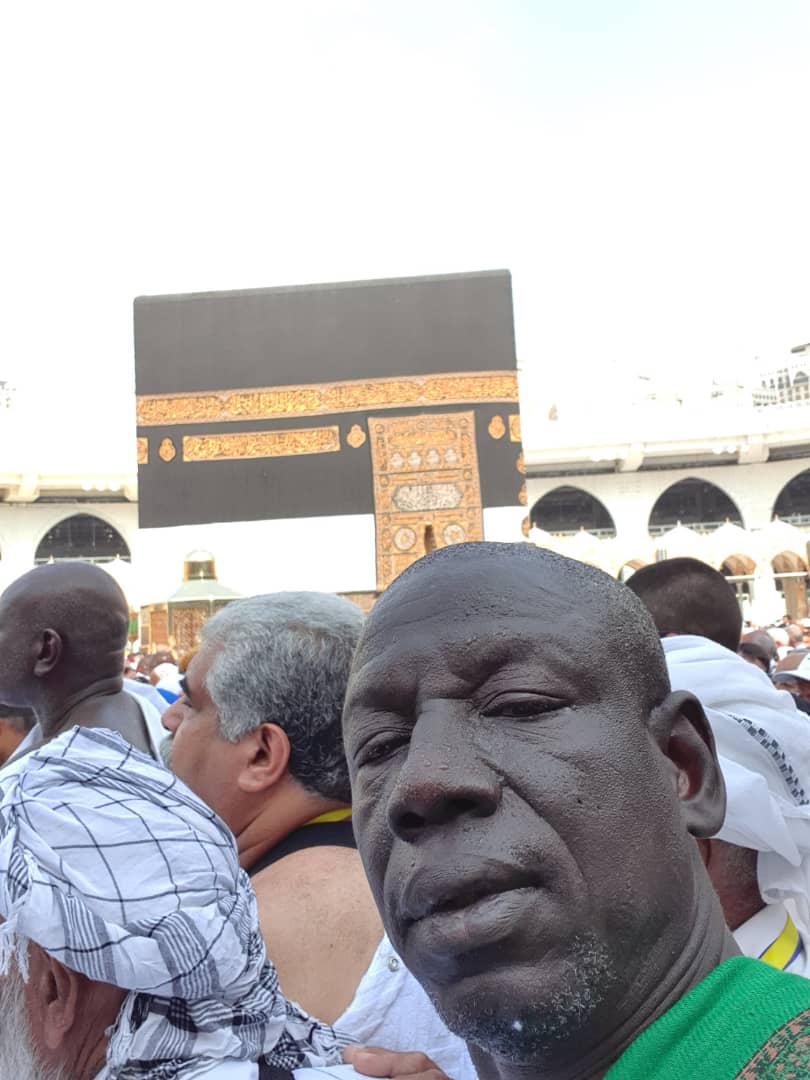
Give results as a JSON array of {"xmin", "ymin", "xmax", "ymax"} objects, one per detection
[
  {"xmin": 0, "ymin": 727, "xmax": 348, "ymax": 1078},
  {"xmin": 663, "ymin": 634, "xmax": 810, "ymax": 927}
]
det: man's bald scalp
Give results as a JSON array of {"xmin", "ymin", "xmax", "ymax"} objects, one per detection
[
  {"xmin": 2, "ymin": 562, "xmax": 130, "ymax": 674},
  {"xmin": 364, "ymin": 542, "xmax": 671, "ymax": 711}
]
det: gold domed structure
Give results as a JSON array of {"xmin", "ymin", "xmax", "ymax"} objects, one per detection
[
  {"xmin": 140, "ymin": 550, "xmax": 241, "ymax": 653},
  {"xmin": 182, "ymin": 550, "xmax": 217, "ymax": 581}
]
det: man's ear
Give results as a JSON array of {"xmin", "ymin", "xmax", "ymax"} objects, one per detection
[
  {"xmin": 237, "ymin": 723, "xmax": 291, "ymax": 794},
  {"xmin": 32, "ymin": 629, "xmax": 62, "ymax": 678},
  {"xmin": 25, "ymin": 947, "xmax": 81, "ymax": 1051},
  {"xmin": 648, "ymin": 690, "xmax": 726, "ymax": 839}
]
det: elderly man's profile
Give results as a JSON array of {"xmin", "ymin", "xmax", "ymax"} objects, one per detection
[{"xmin": 343, "ymin": 542, "xmax": 810, "ymax": 1080}]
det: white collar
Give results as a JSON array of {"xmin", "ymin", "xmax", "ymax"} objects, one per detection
[{"xmin": 733, "ymin": 901, "xmax": 790, "ymax": 959}]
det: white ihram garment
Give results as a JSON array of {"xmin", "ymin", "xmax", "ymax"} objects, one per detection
[
  {"xmin": 336, "ymin": 934, "xmax": 477, "ymax": 1080},
  {"xmin": 734, "ymin": 900, "xmax": 810, "ymax": 977},
  {"xmin": 663, "ymin": 635, "xmax": 810, "ymax": 939}
]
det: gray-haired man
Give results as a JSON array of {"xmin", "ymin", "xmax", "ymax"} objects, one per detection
[{"xmin": 161, "ymin": 593, "xmax": 473, "ymax": 1079}]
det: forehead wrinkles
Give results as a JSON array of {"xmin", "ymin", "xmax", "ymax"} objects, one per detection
[
  {"xmin": 354, "ymin": 558, "xmax": 654, "ymax": 695},
  {"xmin": 351, "ymin": 616, "xmax": 598, "ymax": 712},
  {"xmin": 367, "ymin": 560, "xmax": 617, "ymax": 647}
]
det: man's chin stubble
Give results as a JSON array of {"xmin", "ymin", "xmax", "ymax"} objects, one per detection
[{"xmin": 435, "ymin": 934, "xmax": 617, "ymax": 1064}]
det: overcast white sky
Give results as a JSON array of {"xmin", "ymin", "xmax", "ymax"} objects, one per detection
[{"xmin": 2, "ymin": 0, "xmax": 808, "ymax": 458}]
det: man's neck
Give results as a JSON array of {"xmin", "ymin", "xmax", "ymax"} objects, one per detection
[
  {"xmin": 36, "ymin": 676, "xmax": 124, "ymax": 739},
  {"xmin": 75, "ymin": 1038, "xmax": 109, "ymax": 1080},
  {"xmin": 62, "ymin": 999, "xmax": 121, "ymax": 1080},
  {"xmin": 469, "ymin": 907, "xmax": 735, "ymax": 1080},
  {"xmin": 236, "ymin": 789, "xmax": 350, "ymax": 872}
]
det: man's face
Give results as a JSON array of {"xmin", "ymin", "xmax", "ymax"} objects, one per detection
[
  {"xmin": 344, "ymin": 558, "xmax": 703, "ymax": 1061},
  {"xmin": 161, "ymin": 646, "xmax": 245, "ymax": 824}
]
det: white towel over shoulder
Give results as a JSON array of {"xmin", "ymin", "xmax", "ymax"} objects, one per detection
[{"xmin": 663, "ymin": 634, "xmax": 810, "ymax": 927}]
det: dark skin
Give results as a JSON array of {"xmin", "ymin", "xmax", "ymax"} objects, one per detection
[
  {"xmin": 696, "ymin": 838, "xmax": 763, "ymax": 930},
  {"xmin": 0, "ymin": 563, "xmax": 150, "ymax": 760},
  {"xmin": 344, "ymin": 545, "xmax": 735, "ymax": 1080}
]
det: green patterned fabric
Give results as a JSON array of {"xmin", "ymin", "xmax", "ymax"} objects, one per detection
[{"xmin": 607, "ymin": 956, "xmax": 810, "ymax": 1079}]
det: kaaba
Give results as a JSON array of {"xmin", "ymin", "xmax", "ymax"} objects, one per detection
[{"xmin": 134, "ymin": 269, "xmax": 524, "ymax": 591}]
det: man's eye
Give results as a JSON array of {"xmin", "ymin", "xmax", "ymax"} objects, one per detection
[
  {"xmin": 356, "ymin": 736, "xmax": 408, "ymax": 768},
  {"xmin": 483, "ymin": 697, "xmax": 559, "ymax": 720}
]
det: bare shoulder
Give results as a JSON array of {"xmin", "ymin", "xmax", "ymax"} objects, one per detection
[
  {"xmin": 253, "ymin": 843, "xmax": 370, "ymax": 893},
  {"xmin": 252, "ymin": 846, "xmax": 383, "ymax": 1022},
  {"xmin": 73, "ymin": 692, "xmax": 152, "ymax": 755},
  {"xmin": 252, "ymin": 845, "xmax": 381, "ymax": 933}
]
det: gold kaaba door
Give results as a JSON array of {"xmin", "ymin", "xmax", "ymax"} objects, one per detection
[{"xmin": 369, "ymin": 411, "xmax": 484, "ymax": 591}]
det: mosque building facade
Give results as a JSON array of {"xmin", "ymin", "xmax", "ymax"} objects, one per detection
[
  {"xmin": 523, "ymin": 346, "xmax": 810, "ymax": 624},
  {"xmin": 1, "ymin": 341, "xmax": 809, "ymax": 641}
]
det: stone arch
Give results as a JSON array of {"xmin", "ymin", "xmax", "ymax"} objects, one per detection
[
  {"xmin": 34, "ymin": 513, "xmax": 131, "ymax": 565},
  {"xmin": 720, "ymin": 553, "xmax": 757, "ymax": 577},
  {"xmin": 771, "ymin": 550, "xmax": 809, "ymax": 621},
  {"xmin": 648, "ymin": 477, "xmax": 744, "ymax": 535},
  {"xmin": 720, "ymin": 553, "xmax": 757, "ymax": 609},
  {"xmin": 530, "ymin": 485, "xmax": 616, "ymax": 537},
  {"xmin": 773, "ymin": 468, "xmax": 810, "ymax": 525},
  {"xmin": 772, "ymin": 550, "xmax": 807, "ymax": 574}
]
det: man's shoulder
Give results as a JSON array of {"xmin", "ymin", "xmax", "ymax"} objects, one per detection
[
  {"xmin": 74, "ymin": 690, "xmax": 157, "ymax": 757},
  {"xmin": 739, "ymin": 998, "xmax": 810, "ymax": 1078},
  {"xmin": 251, "ymin": 839, "xmax": 383, "ymax": 1022},
  {"xmin": 254, "ymin": 843, "xmax": 361, "ymax": 884},
  {"xmin": 252, "ymin": 845, "xmax": 378, "ymax": 926},
  {"xmin": 608, "ymin": 957, "xmax": 810, "ymax": 1079}
]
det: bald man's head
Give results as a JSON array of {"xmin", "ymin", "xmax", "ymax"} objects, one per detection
[{"xmin": 0, "ymin": 562, "xmax": 130, "ymax": 708}]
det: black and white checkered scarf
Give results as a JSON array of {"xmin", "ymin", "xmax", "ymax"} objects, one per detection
[{"xmin": 0, "ymin": 727, "xmax": 349, "ymax": 1077}]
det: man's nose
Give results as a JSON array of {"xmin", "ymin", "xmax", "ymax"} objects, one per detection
[
  {"xmin": 386, "ymin": 715, "xmax": 500, "ymax": 840},
  {"xmin": 162, "ymin": 701, "xmax": 182, "ymax": 734}
]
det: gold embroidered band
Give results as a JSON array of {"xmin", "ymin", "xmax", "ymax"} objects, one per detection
[
  {"xmin": 181, "ymin": 427, "xmax": 341, "ymax": 462},
  {"xmin": 137, "ymin": 370, "xmax": 519, "ymax": 427}
]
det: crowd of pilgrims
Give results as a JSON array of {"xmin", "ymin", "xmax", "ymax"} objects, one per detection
[{"xmin": 1, "ymin": 548, "xmax": 810, "ymax": 1080}]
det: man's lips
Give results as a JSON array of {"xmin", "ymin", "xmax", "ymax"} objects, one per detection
[{"xmin": 398, "ymin": 861, "xmax": 541, "ymax": 927}]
